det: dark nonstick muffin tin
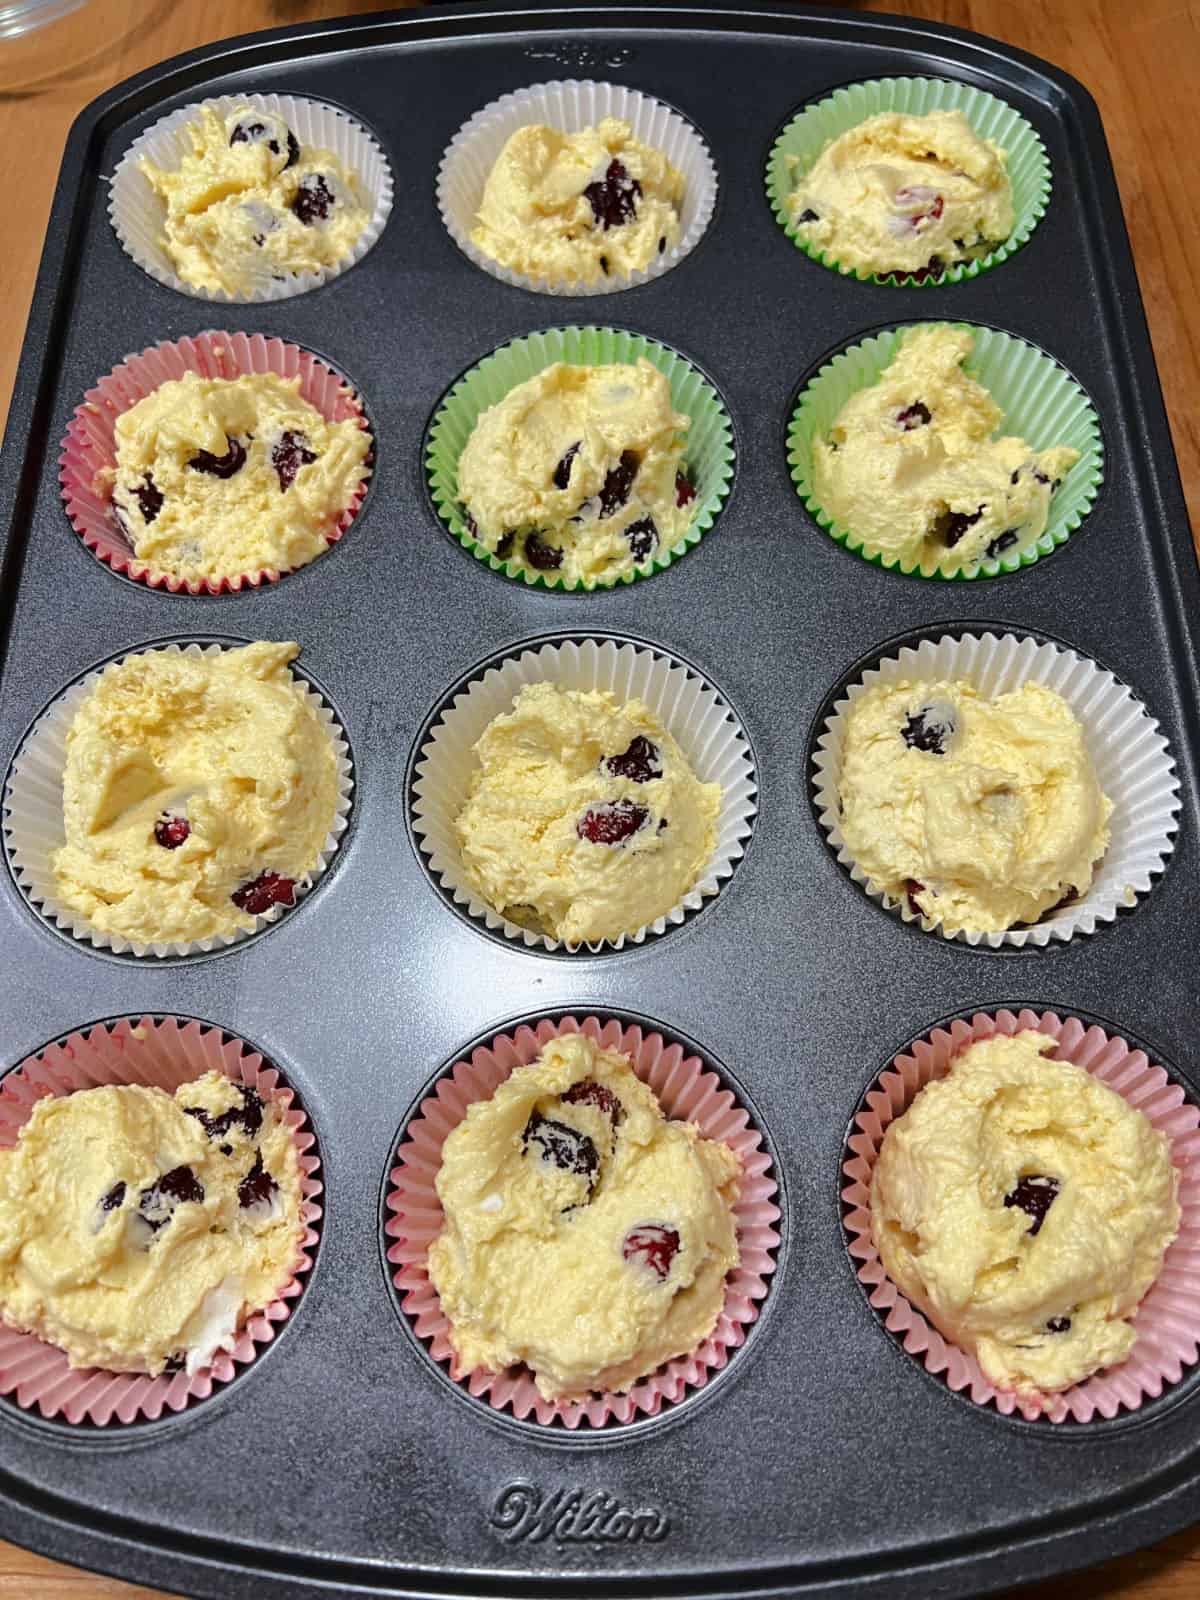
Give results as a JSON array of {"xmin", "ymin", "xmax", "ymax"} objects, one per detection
[{"xmin": 1, "ymin": 2, "xmax": 1199, "ymax": 1596}]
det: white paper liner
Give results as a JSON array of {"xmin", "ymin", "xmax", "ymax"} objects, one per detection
[
  {"xmin": 812, "ymin": 631, "xmax": 1179, "ymax": 947},
  {"xmin": 109, "ymin": 93, "xmax": 393, "ymax": 303},
  {"xmin": 437, "ymin": 79, "xmax": 717, "ymax": 296},
  {"xmin": 411, "ymin": 637, "xmax": 757, "ymax": 951},
  {"xmin": 2, "ymin": 642, "xmax": 354, "ymax": 958}
]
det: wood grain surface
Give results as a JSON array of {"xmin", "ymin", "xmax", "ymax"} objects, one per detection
[{"xmin": 0, "ymin": 2, "xmax": 1197, "ymax": 1597}]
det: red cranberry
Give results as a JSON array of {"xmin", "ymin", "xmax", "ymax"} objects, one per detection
[
  {"xmin": 622, "ymin": 1223, "xmax": 680, "ymax": 1281},
  {"xmin": 271, "ymin": 429, "xmax": 318, "ymax": 491},
  {"xmin": 292, "ymin": 173, "xmax": 335, "ymax": 225},
  {"xmin": 674, "ymin": 471, "xmax": 696, "ymax": 507},
  {"xmin": 583, "ymin": 158, "xmax": 642, "ymax": 230},
  {"xmin": 599, "ymin": 450, "xmax": 639, "ymax": 518},
  {"xmin": 1004, "ymin": 1174, "xmax": 1060, "ymax": 1236},
  {"xmin": 562, "ymin": 1079, "xmax": 623, "ymax": 1124},
  {"xmin": 577, "ymin": 799, "xmax": 648, "ymax": 845},
  {"xmin": 552, "ymin": 442, "xmax": 581, "ymax": 490},
  {"xmin": 188, "ymin": 437, "xmax": 247, "ymax": 479},
  {"xmin": 231, "ymin": 871, "xmax": 296, "ymax": 916},
  {"xmin": 603, "ymin": 735, "xmax": 663, "ymax": 782},
  {"xmin": 904, "ymin": 878, "xmax": 928, "ymax": 912},
  {"xmin": 154, "ymin": 813, "xmax": 190, "ymax": 849}
]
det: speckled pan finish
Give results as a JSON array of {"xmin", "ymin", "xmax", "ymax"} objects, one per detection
[{"xmin": 0, "ymin": 3, "xmax": 1198, "ymax": 1598}]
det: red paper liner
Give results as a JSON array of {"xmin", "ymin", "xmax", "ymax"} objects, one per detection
[
  {"xmin": 0, "ymin": 1016, "xmax": 322, "ymax": 1425},
  {"xmin": 386, "ymin": 1014, "xmax": 780, "ymax": 1429},
  {"xmin": 59, "ymin": 331, "xmax": 372, "ymax": 595},
  {"xmin": 843, "ymin": 1009, "xmax": 1200, "ymax": 1423}
]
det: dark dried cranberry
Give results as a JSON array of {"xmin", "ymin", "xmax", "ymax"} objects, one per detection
[
  {"xmin": 552, "ymin": 441, "xmax": 581, "ymax": 491},
  {"xmin": 622, "ymin": 1223, "xmax": 680, "ymax": 1281},
  {"xmin": 658, "ymin": 235, "xmax": 667, "ymax": 253},
  {"xmin": 139, "ymin": 1166, "xmax": 204, "ymax": 1231},
  {"xmin": 162, "ymin": 1353, "xmax": 186, "ymax": 1374},
  {"xmin": 1046, "ymin": 1316, "xmax": 1072, "ymax": 1334},
  {"xmin": 577, "ymin": 799, "xmax": 648, "ymax": 845},
  {"xmin": 583, "ymin": 158, "xmax": 642, "ymax": 230},
  {"xmin": 901, "ymin": 706, "xmax": 955, "ymax": 755},
  {"xmin": 524, "ymin": 1112, "xmax": 599, "ymax": 1188},
  {"xmin": 231, "ymin": 871, "xmax": 296, "ymax": 916},
  {"xmin": 284, "ymin": 130, "xmax": 300, "ymax": 169},
  {"xmin": 905, "ymin": 255, "xmax": 945, "ymax": 283},
  {"xmin": 562, "ymin": 1079, "xmax": 623, "ymax": 1124},
  {"xmin": 599, "ymin": 450, "xmax": 639, "ymax": 517},
  {"xmin": 188, "ymin": 437, "xmax": 246, "ymax": 479},
  {"xmin": 904, "ymin": 878, "xmax": 928, "ymax": 912},
  {"xmin": 238, "ymin": 1151, "xmax": 279, "ymax": 1211},
  {"xmin": 98, "ymin": 1181, "xmax": 126, "ymax": 1213},
  {"xmin": 1034, "ymin": 470, "xmax": 1051, "ymax": 485},
  {"xmin": 796, "ymin": 208, "xmax": 819, "ymax": 223},
  {"xmin": 1010, "ymin": 468, "xmax": 1021, "ymax": 485},
  {"xmin": 292, "ymin": 173, "xmax": 335, "ymax": 225},
  {"xmin": 463, "ymin": 512, "xmax": 478, "ymax": 538},
  {"xmin": 985, "ymin": 530, "xmax": 1020, "ymax": 560},
  {"xmin": 185, "ymin": 1083, "xmax": 264, "ymax": 1144},
  {"xmin": 604, "ymin": 735, "xmax": 663, "ymax": 782},
  {"xmin": 624, "ymin": 516, "xmax": 658, "ymax": 562},
  {"xmin": 523, "ymin": 531, "xmax": 563, "ymax": 571},
  {"xmin": 937, "ymin": 507, "xmax": 984, "ymax": 548},
  {"xmin": 1004, "ymin": 1174, "xmax": 1060, "ymax": 1236},
  {"xmin": 1039, "ymin": 885, "xmax": 1079, "ymax": 921},
  {"xmin": 495, "ymin": 530, "xmax": 514, "ymax": 560},
  {"xmin": 674, "ymin": 471, "xmax": 696, "ymax": 508},
  {"xmin": 896, "ymin": 402, "xmax": 932, "ymax": 430},
  {"xmin": 133, "ymin": 474, "xmax": 164, "ymax": 523},
  {"xmin": 271, "ymin": 429, "xmax": 318, "ymax": 491},
  {"xmin": 229, "ymin": 118, "xmax": 297, "ymax": 163},
  {"xmin": 599, "ymin": 254, "xmax": 610, "ymax": 276},
  {"xmin": 154, "ymin": 813, "xmax": 190, "ymax": 850}
]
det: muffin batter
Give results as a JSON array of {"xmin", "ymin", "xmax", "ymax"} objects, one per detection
[
  {"xmin": 836, "ymin": 676, "xmax": 1111, "ymax": 933},
  {"xmin": 105, "ymin": 372, "xmax": 370, "ymax": 585},
  {"xmin": 789, "ymin": 109, "xmax": 1014, "ymax": 279},
  {"xmin": 455, "ymin": 682, "xmax": 720, "ymax": 944},
  {"xmin": 871, "ymin": 1031, "xmax": 1180, "ymax": 1394},
  {"xmin": 812, "ymin": 326, "xmax": 1080, "ymax": 573},
  {"xmin": 140, "ymin": 105, "xmax": 370, "ymax": 295},
  {"xmin": 428, "ymin": 1032, "xmax": 740, "ymax": 1400},
  {"xmin": 51, "ymin": 642, "xmax": 339, "ymax": 946},
  {"xmin": 471, "ymin": 117, "xmax": 684, "ymax": 287},
  {"xmin": 457, "ymin": 359, "xmax": 695, "ymax": 585},
  {"xmin": 0, "ymin": 1071, "xmax": 302, "ymax": 1376}
]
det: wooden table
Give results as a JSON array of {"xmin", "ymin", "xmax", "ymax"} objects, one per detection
[{"xmin": 0, "ymin": 2, "xmax": 1197, "ymax": 1597}]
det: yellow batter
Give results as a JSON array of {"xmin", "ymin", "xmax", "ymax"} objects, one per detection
[
  {"xmin": 871, "ymin": 1031, "xmax": 1180, "ymax": 1394},
  {"xmin": 789, "ymin": 109, "xmax": 1014, "ymax": 278},
  {"xmin": 471, "ymin": 117, "xmax": 684, "ymax": 287},
  {"xmin": 456, "ymin": 360, "xmax": 694, "ymax": 584},
  {"xmin": 140, "ymin": 105, "xmax": 370, "ymax": 295},
  {"xmin": 51, "ymin": 642, "xmax": 339, "ymax": 946},
  {"xmin": 837, "ymin": 677, "xmax": 1111, "ymax": 933},
  {"xmin": 428, "ymin": 1033, "xmax": 740, "ymax": 1400},
  {"xmin": 813, "ymin": 326, "xmax": 1079, "ymax": 573},
  {"xmin": 455, "ymin": 683, "xmax": 720, "ymax": 944},
  {"xmin": 0, "ymin": 1071, "xmax": 302, "ymax": 1376},
  {"xmin": 103, "ymin": 372, "xmax": 370, "ymax": 585}
]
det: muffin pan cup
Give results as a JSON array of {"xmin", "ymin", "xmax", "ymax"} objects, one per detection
[
  {"xmin": 426, "ymin": 323, "xmax": 735, "ymax": 590},
  {"xmin": 842, "ymin": 1008, "xmax": 1200, "ymax": 1423},
  {"xmin": 766, "ymin": 75, "xmax": 1051, "ymax": 286},
  {"xmin": 0, "ymin": 1015, "xmax": 323, "ymax": 1426},
  {"xmin": 59, "ymin": 330, "xmax": 374, "ymax": 594}
]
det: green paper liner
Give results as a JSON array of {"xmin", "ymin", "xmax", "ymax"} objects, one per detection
[
  {"xmin": 766, "ymin": 76, "xmax": 1051, "ymax": 286},
  {"xmin": 425, "ymin": 326, "xmax": 735, "ymax": 591},
  {"xmin": 787, "ymin": 322, "xmax": 1103, "ymax": 580}
]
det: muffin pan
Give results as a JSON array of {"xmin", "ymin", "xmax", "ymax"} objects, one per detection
[{"xmin": 1, "ymin": 1, "xmax": 1199, "ymax": 1595}]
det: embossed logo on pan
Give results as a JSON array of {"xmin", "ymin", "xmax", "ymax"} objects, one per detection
[
  {"xmin": 490, "ymin": 1482, "xmax": 669, "ymax": 1544},
  {"xmin": 524, "ymin": 42, "xmax": 635, "ymax": 69}
]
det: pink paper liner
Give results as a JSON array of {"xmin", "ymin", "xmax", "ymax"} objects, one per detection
[
  {"xmin": 386, "ymin": 1014, "xmax": 780, "ymax": 1430},
  {"xmin": 843, "ymin": 1009, "xmax": 1200, "ymax": 1424},
  {"xmin": 0, "ymin": 1016, "xmax": 322, "ymax": 1426},
  {"xmin": 58, "ymin": 331, "xmax": 373, "ymax": 595}
]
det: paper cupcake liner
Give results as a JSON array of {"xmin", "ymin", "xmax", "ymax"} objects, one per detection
[
  {"xmin": 109, "ymin": 93, "xmax": 393, "ymax": 303},
  {"xmin": 426, "ymin": 326, "xmax": 734, "ymax": 590},
  {"xmin": 2, "ymin": 641, "xmax": 354, "ymax": 959},
  {"xmin": 438, "ymin": 79, "xmax": 717, "ymax": 297},
  {"xmin": 59, "ymin": 330, "xmax": 374, "ymax": 595},
  {"xmin": 411, "ymin": 636, "xmax": 757, "ymax": 952},
  {"xmin": 766, "ymin": 76, "xmax": 1050, "ymax": 286},
  {"xmin": 0, "ymin": 1015, "xmax": 322, "ymax": 1426},
  {"xmin": 385, "ymin": 1013, "xmax": 780, "ymax": 1429},
  {"xmin": 788, "ymin": 322, "xmax": 1103, "ymax": 579},
  {"xmin": 843, "ymin": 1009, "xmax": 1200, "ymax": 1423},
  {"xmin": 813, "ymin": 630, "xmax": 1178, "ymax": 947}
]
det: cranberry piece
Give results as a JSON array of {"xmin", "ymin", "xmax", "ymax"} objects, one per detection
[
  {"xmin": 583, "ymin": 158, "xmax": 642, "ymax": 230},
  {"xmin": 901, "ymin": 705, "xmax": 955, "ymax": 755},
  {"xmin": 985, "ymin": 530, "xmax": 1020, "ymax": 560},
  {"xmin": 552, "ymin": 441, "xmax": 581, "ymax": 491},
  {"xmin": 796, "ymin": 208, "xmax": 819, "ymax": 224},
  {"xmin": 185, "ymin": 1083, "xmax": 264, "ymax": 1143},
  {"xmin": 674, "ymin": 471, "xmax": 696, "ymax": 507},
  {"xmin": 524, "ymin": 1111, "xmax": 599, "ymax": 1189},
  {"xmin": 495, "ymin": 530, "xmax": 515, "ymax": 560},
  {"xmin": 658, "ymin": 235, "xmax": 667, "ymax": 253},
  {"xmin": 229, "ymin": 118, "xmax": 297, "ymax": 165},
  {"xmin": 232, "ymin": 871, "xmax": 296, "ymax": 916},
  {"xmin": 271, "ymin": 429, "xmax": 318, "ymax": 491},
  {"xmin": 904, "ymin": 878, "xmax": 928, "ymax": 912},
  {"xmin": 1004, "ymin": 1174, "xmax": 1060, "ymax": 1236},
  {"xmin": 1046, "ymin": 1316, "xmax": 1072, "ymax": 1334},
  {"xmin": 133, "ymin": 474, "xmax": 164, "ymax": 523},
  {"xmin": 599, "ymin": 450, "xmax": 639, "ymax": 518},
  {"xmin": 188, "ymin": 437, "xmax": 246, "ymax": 479},
  {"xmin": 896, "ymin": 402, "xmax": 932, "ymax": 430},
  {"xmin": 604, "ymin": 735, "xmax": 663, "ymax": 782},
  {"xmin": 98, "ymin": 1181, "xmax": 126, "ymax": 1213},
  {"xmin": 1011, "ymin": 469, "xmax": 1021, "ymax": 485},
  {"xmin": 154, "ymin": 813, "xmax": 190, "ymax": 849},
  {"xmin": 562, "ymin": 1079, "xmax": 623, "ymax": 1124},
  {"xmin": 162, "ymin": 1353, "xmax": 186, "ymax": 1374},
  {"xmin": 577, "ymin": 799, "xmax": 648, "ymax": 845},
  {"xmin": 139, "ymin": 1165, "xmax": 204, "ymax": 1231},
  {"xmin": 937, "ymin": 507, "xmax": 984, "ymax": 549},
  {"xmin": 622, "ymin": 1222, "xmax": 680, "ymax": 1281},
  {"xmin": 523, "ymin": 532, "xmax": 563, "ymax": 571},
  {"xmin": 292, "ymin": 173, "xmax": 335, "ymax": 225},
  {"xmin": 284, "ymin": 131, "xmax": 300, "ymax": 169},
  {"xmin": 238, "ymin": 1151, "xmax": 279, "ymax": 1211},
  {"xmin": 904, "ymin": 255, "xmax": 945, "ymax": 283},
  {"xmin": 624, "ymin": 516, "xmax": 658, "ymax": 562}
]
